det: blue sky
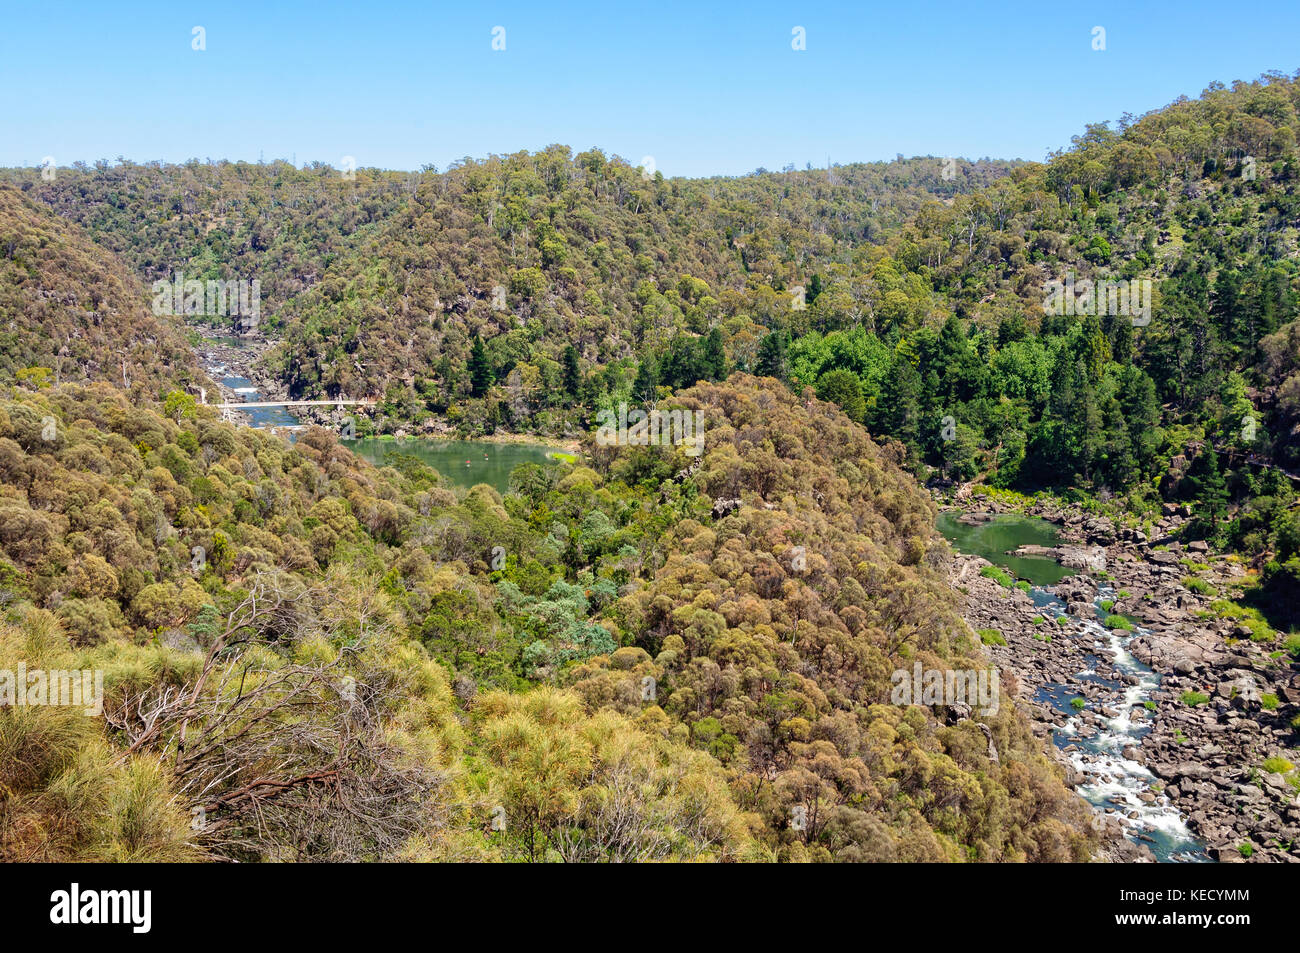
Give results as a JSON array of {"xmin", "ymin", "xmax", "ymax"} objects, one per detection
[{"xmin": 2, "ymin": 0, "xmax": 1297, "ymax": 177}]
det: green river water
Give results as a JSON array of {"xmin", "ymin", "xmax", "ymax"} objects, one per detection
[
  {"xmin": 935, "ymin": 511, "xmax": 1073, "ymax": 586},
  {"xmin": 347, "ymin": 437, "xmax": 566, "ymax": 494}
]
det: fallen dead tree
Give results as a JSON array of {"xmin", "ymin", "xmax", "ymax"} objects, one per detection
[{"xmin": 104, "ymin": 573, "xmax": 446, "ymax": 861}]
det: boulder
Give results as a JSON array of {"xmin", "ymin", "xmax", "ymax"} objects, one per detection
[
  {"xmin": 710, "ymin": 497, "xmax": 742, "ymax": 519},
  {"xmin": 1059, "ymin": 545, "xmax": 1108, "ymax": 572}
]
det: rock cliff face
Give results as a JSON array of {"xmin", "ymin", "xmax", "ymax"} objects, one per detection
[{"xmin": 946, "ymin": 499, "xmax": 1300, "ymax": 863}]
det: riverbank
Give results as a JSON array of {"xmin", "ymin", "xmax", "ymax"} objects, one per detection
[
  {"xmin": 941, "ymin": 494, "xmax": 1300, "ymax": 863},
  {"xmin": 188, "ymin": 328, "xmax": 585, "ymax": 453},
  {"xmin": 393, "ymin": 426, "xmax": 583, "ymax": 456}
]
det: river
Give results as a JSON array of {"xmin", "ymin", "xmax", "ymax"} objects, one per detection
[
  {"xmin": 195, "ymin": 335, "xmax": 565, "ymax": 493},
  {"xmin": 197, "ymin": 334, "xmax": 301, "ymax": 428},
  {"xmin": 346, "ymin": 437, "xmax": 566, "ymax": 494},
  {"xmin": 939, "ymin": 512, "xmax": 1210, "ymax": 862},
  {"xmin": 936, "ymin": 512, "xmax": 1073, "ymax": 586}
]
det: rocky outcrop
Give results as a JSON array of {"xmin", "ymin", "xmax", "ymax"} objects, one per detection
[
  {"xmin": 1012, "ymin": 543, "xmax": 1108, "ymax": 572},
  {"xmin": 944, "ymin": 498, "xmax": 1300, "ymax": 864},
  {"xmin": 710, "ymin": 497, "xmax": 742, "ymax": 520}
]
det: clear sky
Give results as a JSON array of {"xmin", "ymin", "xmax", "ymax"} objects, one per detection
[{"xmin": 3, "ymin": 0, "xmax": 1297, "ymax": 178}]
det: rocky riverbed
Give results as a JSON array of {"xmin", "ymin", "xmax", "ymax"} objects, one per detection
[
  {"xmin": 193, "ymin": 333, "xmax": 355, "ymax": 431},
  {"xmin": 945, "ymin": 498, "xmax": 1300, "ymax": 863},
  {"xmin": 194, "ymin": 335, "xmax": 287, "ymax": 402}
]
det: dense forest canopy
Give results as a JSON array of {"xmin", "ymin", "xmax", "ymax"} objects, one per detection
[
  {"xmin": 0, "ymin": 187, "xmax": 206, "ymax": 397},
  {"xmin": 0, "ymin": 377, "xmax": 1092, "ymax": 861},
  {"xmin": 2, "ymin": 71, "xmax": 1299, "ymax": 862}
]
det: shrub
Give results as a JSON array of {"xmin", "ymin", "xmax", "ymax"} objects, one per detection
[
  {"xmin": 978, "ymin": 628, "xmax": 1006, "ymax": 646},
  {"xmin": 979, "ymin": 565, "xmax": 1013, "ymax": 588},
  {"xmin": 1180, "ymin": 691, "xmax": 1211, "ymax": 706},
  {"xmin": 1104, "ymin": 615, "xmax": 1132, "ymax": 630}
]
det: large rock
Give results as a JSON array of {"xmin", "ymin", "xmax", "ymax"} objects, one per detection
[
  {"xmin": 710, "ymin": 497, "xmax": 742, "ymax": 519},
  {"xmin": 1228, "ymin": 676, "xmax": 1261, "ymax": 709},
  {"xmin": 1059, "ymin": 545, "xmax": 1108, "ymax": 572},
  {"xmin": 1153, "ymin": 762, "xmax": 1213, "ymax": 781}
]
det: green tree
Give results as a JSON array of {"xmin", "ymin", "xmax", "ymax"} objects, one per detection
[
  {"xmin": 877, "ymin": 353, "xmax": 922, "ymax": 449},
  {"xmin": 701, "ymin": 328, "xmax": 727, "ymax": 381},
  {"xmin": 755, "ymin": 331, "xmax": 788, "ymax": 380},
  {"xmin": 561, "ymin": 345, "xmax": 581, "ymax": 396},
  {"xmin": 632, "ymin": 357, "xmax": 659, "ymax": 401},
  {"xmin": 816, "ymin": 369, "xmax": 866, "ymax": 422},
  {"xmin": 1184, "ymin": 447, "xmax": 1229, "ymax": 540},
  {"xmin": 162, "ymin": 390, "xmax": 198, "ymax": 421},
  {"xmin": 469, "ymin": 334, "xmax": 494, "ymax": 397}
]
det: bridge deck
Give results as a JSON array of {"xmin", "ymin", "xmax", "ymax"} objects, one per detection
[{"xmin": 213, "ymin": 400, "xmax": 376, "ymax": 409}]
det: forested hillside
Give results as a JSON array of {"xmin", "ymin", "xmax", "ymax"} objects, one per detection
[
  {"xmin": 6, "ymin": 79, "xmax": 1300, "ymax": 588},
  {"xmin": 3, "ymin": 153, "xmax": 1013, "ymax": 414},
  {"xmin": 0, "ymin": 186, "xmax": 206, "ymax": 397},
  {"xmin": 3, "ymin": 70, "xmax": 1300, "ymax": 863},
  {"xmin": 0, "ymin": 378, "xmax": 1090, "ymax": 861}
]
